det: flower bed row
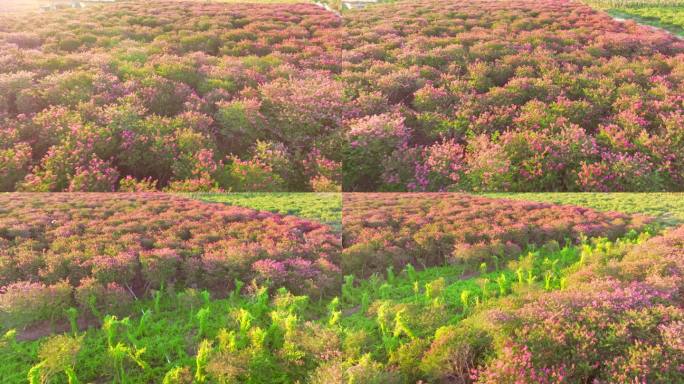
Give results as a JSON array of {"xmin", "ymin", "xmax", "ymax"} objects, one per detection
[
  {"xmin": 342, "ymin": 193, "xmax": 652, "ymax": 275},
  {"xmin": 0, "ymin": 193, "xmax": 341, "ymax": 327}
]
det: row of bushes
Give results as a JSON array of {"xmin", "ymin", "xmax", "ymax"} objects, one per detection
[
  {"xmin": 0, "ymin": 193, "xmax": 342, "ymax": 321},
  {"xmin": 341, "ymin": 193, "xmax": 652, "ymax": 275}
]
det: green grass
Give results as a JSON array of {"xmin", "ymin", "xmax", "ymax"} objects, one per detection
[
  {"xmin": 187, "ymin": 192, "xmax": 342, "ymax": 229},
  {"xmin": 584, "ymin": 1, "xmax": 684, "ymax": 37},
  {"xmin": 483, "ymin": 193, "xmax": 684, "ymax": 226},
  {"xmin": 609, "ymin": 7, "xmax": 684, "ymax": 36}
]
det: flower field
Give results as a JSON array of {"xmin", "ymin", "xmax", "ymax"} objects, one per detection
[
  {"xmin": 1, "ymin": 192, "xmax": 682, "ymax": 383},
  {"xmin": 2, "ymin": 0, "xmax": 684, "ymax": 380},
  {"xmin": 1, "ymin": 0, "xmax": 684, "ymax": 192},
  {"xmin": 0, "ymin": 1, "xmax": 347, "ymax": 192},
  {"xmin": 0, "ymin": 193, "xmax": 342, "ymax": 330},
  {"xmin": 341, "ymin": 0, "xmax": 684, "ymax": 191}
]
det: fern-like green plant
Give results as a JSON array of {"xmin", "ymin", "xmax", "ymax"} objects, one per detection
[
  {"xmin": 153, "ymin": 289, "xmax": 163, "ymax": 313},
  {"xmin": 392, "ymin": 309, "xmax": 415, "ymax": 340},
  {"xmin": 386, "ymin": 266, "xmax": 395, "ymax": 284},
  {"xmin": 413, "ymin": 281, "xmax": 420, "ymax": 301},
  {"xmin": 515, "ymin": 268, "xmax": 524, "ymax": 284},
  {"xmin": 379, "ymin": 283, "xmax": 392, "ymax": 299},
  {"xmin": 200, "ymin": 290, "xmax": 211, "ymax": 306},
  {"xmin": 217, "ymin": 328, "xmax": 239, "ymax": 353},
  {"xmin": 481, "ymin": 277, "xmax": 491, "ymax": 298},
  {"xmin": 496, "ymin": 273, "xmax": 508, "ymax": 296},
  {"xmin": 360, "ymin": 291, "xmax": 370, "ymax": 313},
  {"xmin": 404, "ymin": 263, "xmax": 417, "ymax": 282},
  {"xmin": 237, "ymin": 308, "xmax": 253, "ymax": 336},
  {"xmin": 103, "ymin": 315, "xmax": 118, "ymax": 349},
  {"xmin": 425, "ymin": 278, "xmax": 445, "ymax": 301},
  {"xmin": 196, "ymin": 307, "xmax": 211, "ymax": 339},
  {"xmin": 162, "ymin": 366, "xmax": 192, "ymax": 384},
  {"xmin": 66, "ymin": 307, "xmax": 79, "ymax": 336},
  {"xmin": 194, "ymin": 340, "xmax": 212, "ymax": 383},
  {"xmin": 249, "ymin": 326, "xmax": 267, "ymax": 351},
  {"xmin": 327, "ymin": 297, "xmax": 341, "ymax": 326},
  {"xmin": 342, "ymin": 275, "xmax": 356, "ymax": 304},
  {"xmin": 135, "ymin": 310, "xmax": 152, "ymax": 338},
  {"xmin": 109, "ymin": 342, "xmax": 148, "ymax": 384},
  {"xmin": 376, "ymin": 302, "xmax": 391, "ymax": 337},
  {"xmin": 28, "ymin": 335, "xmax": 83, "ymax": 384},
  {"xmin": 460, "ymin": 290, "xmax": 471, "ymax": 313},
  {"xmin": 544, "ymin": 271, "xmax": 554, "ymax": 291},
  {"xmin": 230, "ymin": 279, "xmax": 245, "ymax": 301}
]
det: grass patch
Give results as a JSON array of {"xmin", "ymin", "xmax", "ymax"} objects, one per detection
[{"xmin": 608, "ymin": 7, "xmax": 684, "ymax": 36}]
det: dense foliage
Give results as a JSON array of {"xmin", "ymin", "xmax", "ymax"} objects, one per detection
[
  {"xmin": 3, "ymin": 193, "xmax": 683, "ymax": 383},
  {"xmin": 0, "ymin": 193, "xmax": 342, "ymax": 331},
  {"xmin": 469, "ymin": 225, "xmax": 684, "ymax": 383},
  {"xmin": 342, "ymin": 193, "xmax": 652, "ymax": 276},
  {"xmin": 1, "ymin": 0, "xmax": 683, "ymax": 192}
]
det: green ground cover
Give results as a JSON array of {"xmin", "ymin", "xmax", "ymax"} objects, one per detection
[{"xmin": 609, "ymin": 7, "xmax": 684, "ymax": 36}]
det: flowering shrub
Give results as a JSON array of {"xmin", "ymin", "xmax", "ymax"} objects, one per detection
[
  {"xmin": 0, "ymin": 142, "xmax": 31, "ymax": 192},
  {"xmin": 342, "ymin": 193, "xmax": 650, "ymax": 275},
  {"xmin": 74, "ymin": 277, "xmax": 132, "ymax": 318},
  {"xmin": 344, "ymin": 113, "xmax": 409, "ymax": 191},
  {"xmin": 67, "ymin": 156, "xmax": 119, "ymax": 192},
  {"xmin": 0, "ymin": 280, "xmax": 72, "ymax": 328},
  {"xmin": 411, "ymin": 139, "xmax": 465, "ymax": 192}
]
